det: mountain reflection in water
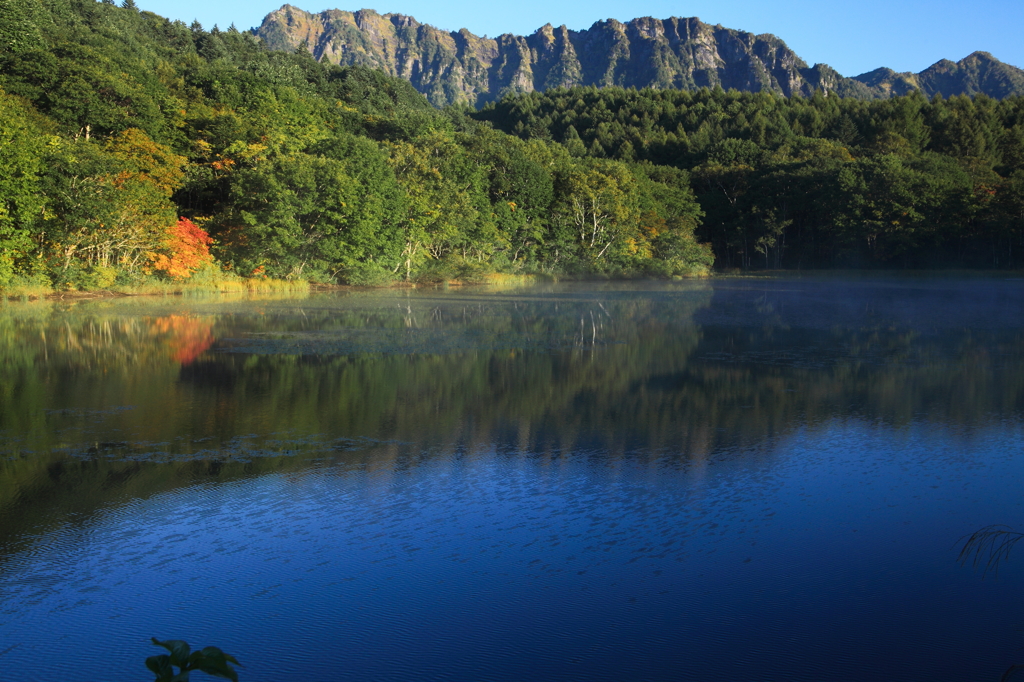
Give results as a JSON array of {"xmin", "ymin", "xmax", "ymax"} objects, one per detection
[{"xmin": 0, "ymin": 278, "xmax": 1023, "ymax": 681}]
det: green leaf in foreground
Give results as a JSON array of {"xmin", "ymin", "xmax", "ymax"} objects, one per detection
[{"xmin": 147, "ymin": 639, "xmax": 240, "ymax": 682}]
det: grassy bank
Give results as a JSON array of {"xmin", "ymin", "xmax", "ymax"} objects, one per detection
[
  {"xmin": 0, "ymin": 262, "xmax": 724, "ymax": 301},
  {"xmin": 0, "ymin": 275, "xmax": 311, "ymax": 301}
]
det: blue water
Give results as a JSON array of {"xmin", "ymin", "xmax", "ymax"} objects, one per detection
[{"xmin": 1, "ymin": 278, "xmax": 1023, "ymax": 681}]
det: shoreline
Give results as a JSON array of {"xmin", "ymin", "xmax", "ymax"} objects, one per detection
[{"xmin": 3, "ymin": 267, "xmax": 1021, "ymax": 302}]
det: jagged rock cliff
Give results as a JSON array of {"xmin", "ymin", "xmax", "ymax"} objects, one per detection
[{"xmin": 253, "ymin": 5, "xmax": 1024, "ymax": 106}]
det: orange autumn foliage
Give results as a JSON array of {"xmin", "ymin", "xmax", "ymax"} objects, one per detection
[{"xmin": 151, "ymin": 218, "xmax": 215, "ymax": 279}]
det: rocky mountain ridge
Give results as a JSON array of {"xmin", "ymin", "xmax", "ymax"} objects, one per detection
[{"xmin": 253, "ymin": 5, "xmax": 1024, "ymax": 106}]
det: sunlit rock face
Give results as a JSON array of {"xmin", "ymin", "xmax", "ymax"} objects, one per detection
[
  {"xmin": 253, "ymin": 5, "xmax": 1024, "ymax": 106},
  {"xmin": 857, "ymin": 51, "xmax": 1024, "ymax": 100}
]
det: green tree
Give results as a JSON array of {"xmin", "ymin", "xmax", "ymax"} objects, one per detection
[
  {"xmin": 0, "ymin": 89, "xmax": 46, "ymax": 286},
  {"xmin": 216, "ymin": 152, "xmax": 359, "ymax": 280},
  {"xmin": 0, "ymin": 0, "xmax": 46, "ymax": 53},
  {"xmin": 552, "ymin": 159, "xmax": 640, "ymax": 269},
  {"xmin": 385, "ymin": 131, "xmax": 487, "ymax": 277},
  {"xmin": 471, "ymin": 131, "xmax": 554, "ymax": 268}
]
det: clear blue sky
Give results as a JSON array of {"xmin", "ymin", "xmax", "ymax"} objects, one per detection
[{"xmin": 138, "ymin": 0, "xmax": 1023, "ymax": 77}]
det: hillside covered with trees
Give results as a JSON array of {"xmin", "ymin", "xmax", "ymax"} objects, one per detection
[
  {"xmin": 0, "ymin": 0, "xmax": 712, "ymax": 292},
  {"xmin": 476, "ymin": 87, "xmax": 1024, "ymax": 268},
  {"xmin": 0, "ymin": 0, "xmax": 1023, "ymax": 294}
]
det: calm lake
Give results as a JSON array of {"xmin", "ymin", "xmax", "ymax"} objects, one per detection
[{"xmin": 2, "ymin": 277, "xmax": 1024, "ymax": 681}]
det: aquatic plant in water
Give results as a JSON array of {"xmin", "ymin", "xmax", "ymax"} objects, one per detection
[{"xmin": 146, "ymin": 638, "xmax": 240, "ymax": 681}]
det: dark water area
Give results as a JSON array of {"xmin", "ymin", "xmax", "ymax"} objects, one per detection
[{"xmin": 1, "ymin": 277, "xmax": 1024, "ymax": 681}]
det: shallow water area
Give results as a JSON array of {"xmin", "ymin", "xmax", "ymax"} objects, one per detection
[{"xmin": 1, "ymin": 277, "xmax": 1024, "ymax": 681}]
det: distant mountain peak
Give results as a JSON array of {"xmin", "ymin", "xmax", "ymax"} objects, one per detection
[
  {"xmin": 253, "ymin": 5, "xmax": 1024, "ymax": 106},
  {"xmin": 851, "ymin": 51, "xmax": 1024, "ymax": 99}
]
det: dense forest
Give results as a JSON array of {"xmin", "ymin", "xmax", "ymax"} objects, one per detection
[
  {"xmin": 476, "ymin": 87, "xmax": 1024, "ymax": 269},
  {"xmin": 0, "ymin": 1, "xmax": 1023, "ymax": 294},
  {"xmin": 0, "ymin": 0, "xmax": 712, "ymax": 292}
]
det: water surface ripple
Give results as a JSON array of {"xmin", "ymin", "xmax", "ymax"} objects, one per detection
[{"xmin": 1, "ymin": 278, "xmax": 1023, "ymax": 681}]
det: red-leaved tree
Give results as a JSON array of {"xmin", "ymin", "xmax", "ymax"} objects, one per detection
[{"xmin": 151, "ymin": 218, "xmax": 214, "ymax": 279}]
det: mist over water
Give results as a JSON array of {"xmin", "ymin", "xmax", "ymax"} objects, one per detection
[{"xmin": 1, "ymin": 277, "xmax": 1023, "ymax": 681}]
